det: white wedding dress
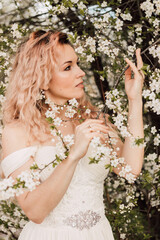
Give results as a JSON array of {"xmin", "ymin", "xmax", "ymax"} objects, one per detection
[{"xmin": 1, "ymin": 144, "xmax": 114, "ymax": 240}]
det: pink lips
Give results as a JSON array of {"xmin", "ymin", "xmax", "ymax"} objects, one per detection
[{"xmin": 76, "ymin": 82, "xmax": 84, "ymax": 88}]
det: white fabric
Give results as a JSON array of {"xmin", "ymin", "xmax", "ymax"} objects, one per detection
[
  {"xmin": 1, "ymin": 146, "xmax": 38, "ymax": 177},
  {"xmin": 1, "ymin": 145, "xmax": 114, "ymax": 240}
]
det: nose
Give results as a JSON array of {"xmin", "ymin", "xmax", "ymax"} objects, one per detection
[{"xmin": 77, "ymin": 66, "xmax": 85, "ymax": 78}]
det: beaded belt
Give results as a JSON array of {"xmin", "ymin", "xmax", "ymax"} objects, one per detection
[{"xmin": 63, "ymin": 210, "xmax": 101, "ymax": 230}]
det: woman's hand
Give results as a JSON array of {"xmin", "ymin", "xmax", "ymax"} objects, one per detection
[
  {"xmin": 69, "ymin": 119, "xmax": 109, "ymax": 161},
  {"xmin": 125, "ymin": 49, "xmax": 144, "ymax": 101}
]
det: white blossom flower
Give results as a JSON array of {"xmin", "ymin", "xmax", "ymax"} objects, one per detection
[
  {"xmin": 154, "ymin": 0, "xmax": 160, "ymax": 14},
  {"xmin": 119, "ymin": 167, "xmax": 126, "ymax": 177},
  {"xmin": 90, "ymin": 136, "xmax": 101, "ymax": 147},
  {"xmin": 151, "ymin": 126, "xmax": 157, "ymax": 134},
  {"xmin": 63, "ymin": 134, "xmax": 75, "ymax": 147},
  {"xmin": 65, "ymin": 106, "xmax": 77, "ymax": 118},
  {"xmin": 136, "ymin": 37, "xmax": 143, "ymax": 44},
  {"xmin": 115, "ymin": 18, "xmax": 123, "ymax": 31},
  {"xmin": 71, "ymin": 0, "xmax": 79, "ymax": 3},
  {"xmin": 77, "ymin": 2, "xmax": 86, "ymax": 10},
  {"xmin": 45, "ymin": 109, "xmax": 56, "ymax": 119},
  {"xmin": 120, "ymin": 233, "xmax": 126, "ymax": 239},
  {"xmin": 120, "ymin": 12, "xmax": 132, "ymax": 21},
  {"xmin": 75, "ymin": 45, "xmax": 84, "ymax": 54},
  {"xmin": 141, "ymin": 0, "xmax": 154, "ymax": 18},
  {"xmin": 115, "ymin": 8, "xmax": 121, "ymax": 16},
  {"xmin": 153, "ymin": 19, "xmax": 160, "ymax": 28},
  {"xmin": 128, "ymin": 45, "xmax": 136, "ymax": 56},
  {"xmin": 110, "ymin": 159, "xmax": 119, "ymax": 167},
  {"xmin": 68, "ymin": 98, "xmax": 78, "ymax": 107},
  {"xmin": 85, "ymin": 109, "xmax": 91, "ymax": 114},
  {"xmin": 102, "ymin": 13, "xmax": 110, "ymax": 23},
  {"xmin": 118, "ymin": 158, "xmax": 125, "ymax": 164},
  {"xmin": 11, "ymin": 23, "xmax": 18, "ymax": 31},
  {"xmin": 146, "ymin": 153, "xmax": 157, "ymax": 161},
  {"xmin": 85, "ymin": 37, "xmax": 96, "ymax": 53},
  {"xmin": 86, "ymin": 54, "xmax": 94, "ymax": 62},
  {"xmin": 125, "ymin": 164, "xmax": 132, "ymax": 172},
  {"xmin": 154, "ymin": 134, "xmax": 160, "ymax": 146},
  {"xmin": 101, "ymin": 1, "xmax": 107, "ymax": 7},
  {"xmin": 119, "ymin": 204, "xmax": 125, "ymax": 209},
  {"xmin": 125, "ymin": 172, "xmax": 136, "ymax": 183},
  {"xmin": 56, "ymin": 141, "xmax": 67, "ymax": 160},
  {"xmin": 54, "ymin": 117, "xmax": 62, "ymax": 126}
]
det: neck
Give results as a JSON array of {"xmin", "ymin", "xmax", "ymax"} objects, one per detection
[{"xmin": 45, "ymin": 91, "xmax": 68, "ymax": 106}]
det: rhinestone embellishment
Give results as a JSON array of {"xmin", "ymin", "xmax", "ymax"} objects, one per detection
[{"xmin": 63, "ymin": 210, "xmax": 101, "ymax": 230}]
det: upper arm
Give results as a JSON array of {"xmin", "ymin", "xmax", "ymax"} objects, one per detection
[
  {"xmin": 1, "ymin": 122, "xmax": 33, "ymax": 202},
  {"xmin": 1, "ymin": 122, "xmax": 27, "ymax": 159}
]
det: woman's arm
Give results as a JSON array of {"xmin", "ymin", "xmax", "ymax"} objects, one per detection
[
  {"xmin": 113, "ymin": 49, "xmax": 144, "ymax": 177},
  {"xmin": 13, "ymin": 153, "xmax": 79, "ymax": 224},
  {"xmin": 2, "ymin": 119, "xmax": 108, "ymax": 224},
  {"xmin": 121, "ymin": 98, "xmax": 144, "ymax": 176}
]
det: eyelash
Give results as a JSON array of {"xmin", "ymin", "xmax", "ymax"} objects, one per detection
[
  {"xmin": 64, "ymin": 61, "xmax": 80, "ymax": 71},
  {"xmin": 64, "ymin": 66, "xmax": 71, "ymax": 71}
]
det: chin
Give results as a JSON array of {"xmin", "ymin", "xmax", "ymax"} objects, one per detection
[
  {"xmin": 74, "ymin": 90, "xmax": 85, "ymax": 99},
  {"xmin": 65, "ymin": 89, "xmax": 85, "ymax": 101}
]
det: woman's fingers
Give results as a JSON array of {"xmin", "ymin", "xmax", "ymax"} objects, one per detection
[
  {"xmin": 136, "ymin": 48, "xmax": 143, "ymax": 70},
  {"xmin": 84, "ymin": 121, "xmax": 109, "ymax": 132},
  {"xmin": 125, "ymin": 58, "xmax": 139, "ymax": 76},
  {"xmin": 136, "ymin": 49, "xmax": 145, "ymax": 80},
  {"xmin": 88, "ymin": 125, "xmax": 109, "ymax": 134},
  {"xmin": 125, "ymin": 48, "xmax": 144, "ymax": 80},
  {"xmin": 87, "ymin": 132, "xmax": 106, "ymax": 142},
  {"xmin": 77, "ymin": 119, "xmax": 104, "ymax": 129},
  {"xmin": 125, "ymin": 65, "xmax": 132, "ymax": 81}
]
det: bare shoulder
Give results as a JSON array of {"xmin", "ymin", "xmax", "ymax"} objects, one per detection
[{"xmin": 2, "ymin": 121, "xmax": 28, "ymax": 159}]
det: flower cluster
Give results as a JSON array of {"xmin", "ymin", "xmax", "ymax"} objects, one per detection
[
  {"xmin": 90, "ymin": 136, "xmax": 136, "ymax": 184},
  {"xmin": 143, "ymin": 68, "xmax": 160, "ymax": 115},
  {"xmin": 0, "ymin": 200, "xmax": 28, "ymax": 239},
  {"xmin": 0, "ymin": 170, "xmax": 41, "ymax": 201},
  {"xmin": 140, "ymin": 0, "xmax": 160, "ymax": 18}
]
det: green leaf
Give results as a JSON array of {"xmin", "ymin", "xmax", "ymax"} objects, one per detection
[
  {"xmin": 46, "ymin": 117, "xmax": 53, "ymax": 124},
  {"xmin": 50, "ymin": 125, "xmax": 56, "ymax": 130},
  {"xmin": 52, "ymin": 162, "xmax": 57, "ymax": 168},
  {"xmin": 55, "ymin": 155, "xmax": 62, "ymax": 163},
  {"xmin": 135, "ymin": 138, "xmax": 144, "ymax": 146},
  {"xmin": 89, "ymin": 157, "xmax": 99, "ymax": 164},
  {"xmin": 30, "ymin": 164, "xmax": 38, "ymax": 170}
]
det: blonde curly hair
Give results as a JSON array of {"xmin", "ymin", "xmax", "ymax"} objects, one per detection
[{"xmin": 3, "ymin": 30, "xmax": 97, "ymax": 143}]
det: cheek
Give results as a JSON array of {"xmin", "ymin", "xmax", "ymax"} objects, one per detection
[{"xmin": 52, "ymin": 73, "xmax": 73, "ymax": 90}]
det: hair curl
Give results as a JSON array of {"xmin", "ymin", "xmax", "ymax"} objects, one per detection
[{"xmin": 3, "ymin": 30, "xmax": 97, "ymax": 144}]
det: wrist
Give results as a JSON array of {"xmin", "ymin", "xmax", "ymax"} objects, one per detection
[
  {"xmin": 67, "ymin": 150, "xmax": 79, "ymax": 164},
  {"xmin": 128, "ymin": 98, "xmax": 143, "ymax": 106}
]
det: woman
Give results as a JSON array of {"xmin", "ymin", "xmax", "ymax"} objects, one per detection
[{"xmin": 1, "ymin": 30, "xmax": 144, "ymax": 239}]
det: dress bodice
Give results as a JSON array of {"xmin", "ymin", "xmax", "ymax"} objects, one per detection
[{"xmin": 1, "ymin": 144, "xmax": 110, "ymax": 230}]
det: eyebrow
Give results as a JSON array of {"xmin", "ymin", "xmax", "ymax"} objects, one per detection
[
  {"xmin": 62, "ymin": 57, "xmax": 79, "ymax": 66},
  {"xmin": 62, "ymin": 61, "xmax": 72, "ymax": 66}
]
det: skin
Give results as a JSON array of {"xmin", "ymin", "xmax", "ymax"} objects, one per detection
[
  {"xmin": 45, "ymin": 44, "xmax": 86, "ymax": 105},
  {"xmin": 1, "ymin": 45, "xmax": 144, "ymax": 224}
]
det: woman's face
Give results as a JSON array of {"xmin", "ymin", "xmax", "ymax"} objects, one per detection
[{"xmin": 46, "ymin": 44, "xmax": 85, "ymax": 104}]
